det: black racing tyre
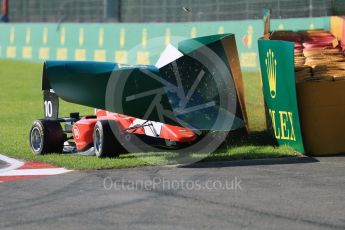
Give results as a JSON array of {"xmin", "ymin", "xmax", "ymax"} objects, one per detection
[
  {"xmin": 29, "ymin": 119, "xmax": 66, "ymax": 155},
  {"xmin": 93, "ymin": 120, "xmax": 127, "ymax": 158}
]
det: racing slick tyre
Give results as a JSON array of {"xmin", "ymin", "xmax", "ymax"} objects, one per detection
[
  {"xmin": 29, "ymin": 119, "xmax": 66, "ymax": 155},
  {"xmin": 93, "ymin": 120, "xmax": 127, "ymax": 158}
]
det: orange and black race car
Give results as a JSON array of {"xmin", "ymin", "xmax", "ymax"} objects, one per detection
[{"xmin": 30, "ymin": 108, "xmax": 197, "ymax": 158}]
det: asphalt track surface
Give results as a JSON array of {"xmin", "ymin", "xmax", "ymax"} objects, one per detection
[{"xmin": 1, "ymin": 156, "xmax": 345, "ymax": 230}]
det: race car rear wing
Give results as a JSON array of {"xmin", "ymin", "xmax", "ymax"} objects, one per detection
[
  {"xmin": 42, "ymin": 65, "xmax": 59, "ymax": 120},
  {"xmin": 43, "ymin": 89, "xmax": 59, "ymax": 119}
]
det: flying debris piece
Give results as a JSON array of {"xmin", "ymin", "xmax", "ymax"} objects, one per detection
[{"xmin": 182, "ymin": 7, "xmax": 191, "ymax": 13}]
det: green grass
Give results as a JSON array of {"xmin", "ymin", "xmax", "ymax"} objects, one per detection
[{"xmin": 0, "ymin": 60, "xmax": 301, "ymax": 170}]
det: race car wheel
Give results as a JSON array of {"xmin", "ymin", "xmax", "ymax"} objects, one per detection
[
  {"xmin": 29, "ymin": 119, "xmax": 66, "ymax": 155},
  {"xmin": 93, "ymin": 120, "xmax": 127, "ymax": 158}
]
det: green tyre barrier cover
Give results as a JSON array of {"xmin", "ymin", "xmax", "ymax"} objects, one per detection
[{"xmin": 43, "ymin": 34, "xmax": 247, "ymax": 132}]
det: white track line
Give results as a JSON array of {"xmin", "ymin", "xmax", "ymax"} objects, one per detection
[
  {"xmin": 0, "ymin": 154, "xmax": 24, "ymax": 173},
  {"xmin": 0, "ymin": 168, "xmax": 72, "ymax": 176}
]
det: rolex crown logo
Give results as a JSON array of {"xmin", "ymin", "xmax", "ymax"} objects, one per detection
[{"xmin": 265, "ymin": 49, "xmax": 277, "ymax": 99}]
